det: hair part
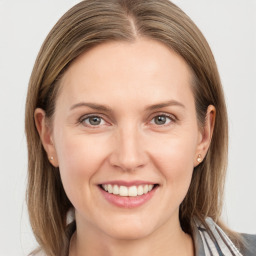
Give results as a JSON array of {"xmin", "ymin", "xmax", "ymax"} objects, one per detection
[{"xmin": 25, "ymin": 1, "xmax": 236, "ymax": 255}]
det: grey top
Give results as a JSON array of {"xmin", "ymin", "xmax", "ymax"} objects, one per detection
[
  {"xmin": 240, "ymin": 234, "xmax": 256, "ymax": 256},
  {"xmin": 193, "ymin": 226, "xmax": 256, "ymax": 256},
  {"xmin": 32, "ymin": 219, "xmax": 256, "ymax": 256}
]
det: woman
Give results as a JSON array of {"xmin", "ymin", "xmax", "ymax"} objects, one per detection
[{"xmin": 25, "ymin": 0, "xmax": 256, "ymax": 255}]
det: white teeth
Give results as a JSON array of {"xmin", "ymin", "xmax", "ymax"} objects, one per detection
[
  {"xmin": 119, "ymin": 186, "xmax": 128, "ymax": 196},
  {"xmin": 128, "ymin": 186, "xmax": 137, "ymax": 197},
  {"xmin": 143, "ymin": 185, "xmax": 149, "ymax": 194},
  {"xmin": 107, "ymin": 184, "xmax": 113, "ymax": 193},
  {"xmin": 102, "ymin": 184, "xmax": 155, "ymax": 196},
  {"xmin": 137, "ymin": 185, "xmax": 144, "ymax": 196},
  {"xmin": 113, "ymin": 185, "xmax": 119, "ymax": 195}
]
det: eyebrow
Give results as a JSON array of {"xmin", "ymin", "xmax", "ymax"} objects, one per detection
[
  {"xmin": 145, "ymin": 100, "xmax": 185, "ymax": 111},
  {"xmin": 69, "ymin": 100, "xmax": 185, "ymax": 112}
]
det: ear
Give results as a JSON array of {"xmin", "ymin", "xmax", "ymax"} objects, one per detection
[
  {"xmin": 34, "ymin": 108, "xmax": 59, "ymax": 167},
  {"xmin": 194, "ymin": 105, "xmax": 216, "ymax": 166}
]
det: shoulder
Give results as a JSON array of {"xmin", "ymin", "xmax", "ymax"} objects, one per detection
[{"xmin": 240, "ymin": 233, "xmax": 256, "ymax": 256}]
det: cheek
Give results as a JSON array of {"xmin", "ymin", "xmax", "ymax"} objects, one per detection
[
  {"xmin": 54, "ymin": 133, "xmax": 107, "ymax": 207},
  {"xmin": 149, "ymin": 131, "xmax": 197, "ymax": 196},
  {"xmin": 151, "ymin": 130, "xmax": 197, "ymax": 169},
  {"xmin": 58, "ymin": 137, "xmax": 95, "ymax": 175}
]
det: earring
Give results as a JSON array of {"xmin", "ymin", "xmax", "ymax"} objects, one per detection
[
  {"xmin": 49, "ymin": 156, "xmax": 54, "ymax": 161},
  {"xmin": 197, "ymin": 154, "xmax": 202, "ymax": 163}
]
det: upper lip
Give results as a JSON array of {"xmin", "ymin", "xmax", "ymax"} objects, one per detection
[{"xmin": 99, "ymin": 180, "xmax": 157, "ymax": 187}]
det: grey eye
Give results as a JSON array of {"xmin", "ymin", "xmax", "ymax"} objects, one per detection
[
  {"xmin": 151, "ymin": 115, "xmax": 171, "ymax": 125},
  {"xmin": 83, "ymin": 116, "xmax": 105, "ymax": 126},
  {"xmin": 89, "ymin": 116, "xmax": 101, "ymax": 125}
]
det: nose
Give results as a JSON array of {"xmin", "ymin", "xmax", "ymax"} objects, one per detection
[{"xmin": 108, "ymin": 125, "xmax": 147, "ymax": 172}]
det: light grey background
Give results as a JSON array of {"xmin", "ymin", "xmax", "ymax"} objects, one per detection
[{"xmin": 0, "ymin": 1, "xmax": 255, "ymax": 255}]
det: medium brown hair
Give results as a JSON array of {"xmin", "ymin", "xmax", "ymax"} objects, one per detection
[{"xmin": 25, "ymin": 0, "xmax": 233, "ymax": 255}]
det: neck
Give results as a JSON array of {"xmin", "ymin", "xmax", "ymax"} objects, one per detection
[{"xmin": 69, "ymin": 217, "xmax": 194, "ymax": 256}]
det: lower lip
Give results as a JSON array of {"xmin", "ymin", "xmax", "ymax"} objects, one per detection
[{"xmin": 99, "ymin": 186, "xmax": 158, "ymax": 208}]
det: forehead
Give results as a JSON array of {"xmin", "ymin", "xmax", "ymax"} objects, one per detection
[{"xmin": 57, "ymin": 38, "xmax": 194, "ymax": 109}]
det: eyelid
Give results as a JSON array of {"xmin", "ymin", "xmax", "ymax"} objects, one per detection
[
  {"xmin": 79, "ymin": 113, "xmax": 110, "ymax": 128},
  {"xmin": 150, "ymin": 112, "xmax": 176, "ymax": 120},
  {"xmin": 77, "ymin": 111, "xmax": 177, "ymax": 128},
  {"xmin": 149, "ymin": 112, "xmax": 177, "ymax": 125}
]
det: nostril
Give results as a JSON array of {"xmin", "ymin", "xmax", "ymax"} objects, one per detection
[{"xmin": 108, "ymin": 138, "xmax": 147, "ymax": 172}]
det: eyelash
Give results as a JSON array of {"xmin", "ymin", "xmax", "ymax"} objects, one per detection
[{"xmin": 78, "ymin": 112, "xmax": 176, "ymax": 128}]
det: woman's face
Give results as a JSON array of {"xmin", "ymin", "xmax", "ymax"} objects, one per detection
[{"xmin": 38, "ymin": 38, "xmax": 212, "ymax": 240}]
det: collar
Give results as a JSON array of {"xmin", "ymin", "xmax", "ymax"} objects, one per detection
[{"xmin": 191, "ymin": 221, "xmax": 206, "ymax": 256}]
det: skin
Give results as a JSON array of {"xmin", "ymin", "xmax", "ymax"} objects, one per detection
[{"xmin": 35, "ymin": 38, "xmax": 215, "ymax": 256}]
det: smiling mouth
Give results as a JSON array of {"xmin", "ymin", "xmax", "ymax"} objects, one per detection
[{"xmin": 99, "ymin": 184, "xmax": 159, "ymax": 197}]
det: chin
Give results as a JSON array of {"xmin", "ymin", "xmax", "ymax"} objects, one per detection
[{"xmin": 101, "ymin": 219, "xmax": 155, "ymax": 240}]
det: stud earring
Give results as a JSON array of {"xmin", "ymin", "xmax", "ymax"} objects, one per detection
[
  {"xmin": 197, "ymin": 154, "xmax": 202, "ymax": 163},
  {"xmin": 49, "ymin": 156, "xmax": 54, "ymax": 161}
]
